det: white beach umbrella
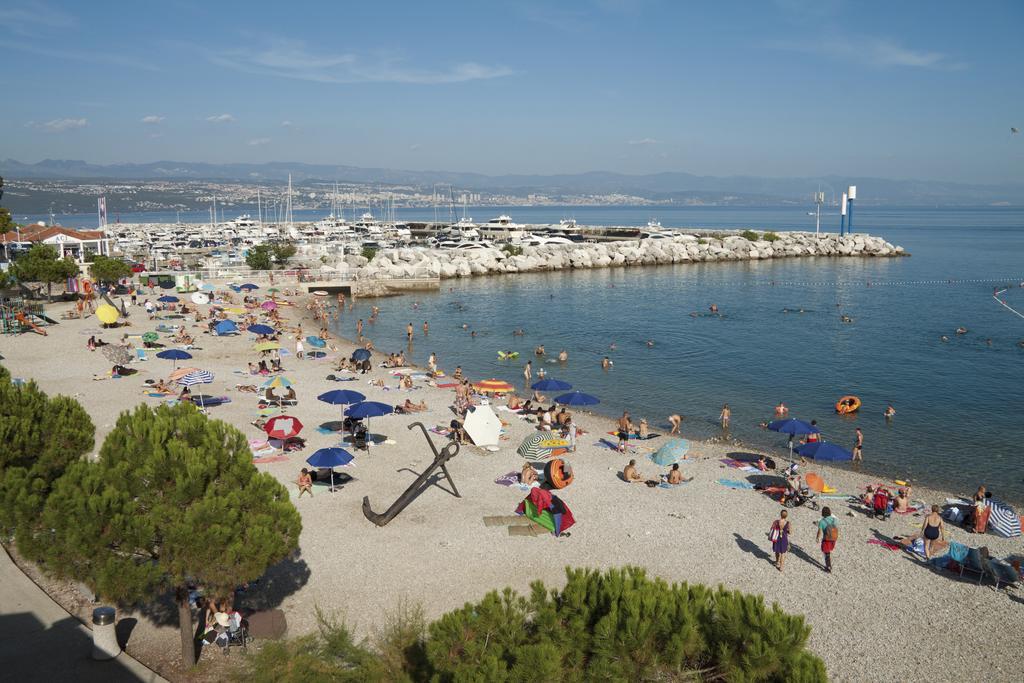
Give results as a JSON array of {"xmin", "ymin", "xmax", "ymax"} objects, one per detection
[{"xmin": 463, "ymin": 405, "xmax": 502, "ymax": 447}]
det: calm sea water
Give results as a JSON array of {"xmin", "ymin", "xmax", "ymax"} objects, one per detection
[{"xmin": 46, "ymin": 205, "xmax": 1024, "ymax": 502}]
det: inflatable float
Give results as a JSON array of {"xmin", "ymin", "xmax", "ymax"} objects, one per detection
[
  {"xmin": 497, "ymin": 351, "xmax": 520, "ymax": 359},
  {"xmin": 835, "ymin": 395, "xmax": 861, "ymax": 414},
  {"xmin": 544, "ymin": 458, "xmax": 574, "ymax": 489}
]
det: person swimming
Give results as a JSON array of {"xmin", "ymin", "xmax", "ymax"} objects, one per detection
[
  {"xmin": 955, "ymin": 327, "xmax": 968, "ymax": 335},
  {"xmin": 601, "ymin": 356, "xmax": 613, "ymax": 369},
  {"xmin": 645, "ymin": 339, "xmax": 654, "ymax": 348},
  {"xmin": 709, "ymin": 304, "xmax": 718, "ymax": 313}
]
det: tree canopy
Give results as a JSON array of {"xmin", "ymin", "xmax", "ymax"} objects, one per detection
[
  {"xmin": 239, "ymin": 566, "xmax": 827, "ymax": 682},
  {"xmin": 246, "ymin": 243, "xmax": 297, "ymax": 271},
  {"xmin": 0, "ymin": 206, "xmax": 16, "ymax": 233},
  {"xmin": 10, "ymin": 244, "xmax": 80, "ymax": 298},
  {"xmin": 88, "ymin": 254, "xmax": 132, "ymax": 284},
  {"xmin": 38, "ymin": 402, "xmax": 302, "ymax": 665},
  {"xmin": 0, "ymin": 369, "xmax": 94, "ymax": 560}
]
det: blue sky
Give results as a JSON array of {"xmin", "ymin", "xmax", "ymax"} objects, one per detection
[{"xmin": 2, "ymin": 0, "xmax": 1022, "ymax": 183}]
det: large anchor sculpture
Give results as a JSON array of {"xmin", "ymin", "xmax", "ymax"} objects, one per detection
[{"xmin": 362, "ymin": 422, "xmax": 461, "ymax": 526}]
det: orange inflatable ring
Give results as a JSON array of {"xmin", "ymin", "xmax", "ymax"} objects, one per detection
[
  {"xmin": 544, "ymin": 458, "xmax": 574, "ymax": 489},
  {"xmin": 835, "ymin": 395, "xmax": 861, "ymax": 414}
]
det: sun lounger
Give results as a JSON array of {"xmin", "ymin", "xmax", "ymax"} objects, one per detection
[
  {"xmin": 946, "ymin": 542, "xmax": 986, "ymax": 584},
  {"xmin": 985, "ymin": 556, "xmax": 1022, "ymax": 589}
]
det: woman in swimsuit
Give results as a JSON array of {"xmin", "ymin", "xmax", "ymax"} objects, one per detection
[{"xmin": 921, "ymin": 505, "xmax": 945, "ymax": 559}]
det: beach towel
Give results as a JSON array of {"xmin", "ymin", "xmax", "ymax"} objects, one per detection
[
  {"xmin": 435, "ymin": 383, "xmax": 459, "ymax": 389},
  {"xmin": 658, "ymin": 481, "xmax": 688, "ymax": 489},
  {"xmin": 719, "ymin": 458, "xmax": 759, "ymax": 472},
  {"xmin": 253, "ymin": 455, "xmax": 289, "ymax": 464},
  {"xmin": 717, "ymin": 478, "xmax": 755, "ymax": 490},
  {"xmin": 607, "ymin": 431, "xmax": 660, "ymax": 440},
  {"xmin": 867, "ymin": 539, "xmax": 901, "ymax": 551}
]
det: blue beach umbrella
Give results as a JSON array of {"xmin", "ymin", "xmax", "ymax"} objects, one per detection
[
  {"xmin": 555, "ymin": 391, "xmax": 600, "ymax": 406},
  {"xmin": 650, "ymin": 438, "xmax": 690, "ymax": 466},
  {"xmin": 351, "ymin": 348, "xmax": 372, "ymax": 362},
  {"xmin": 158, "ymin": 295, "xmax": 180, "ymax": 303},
  {"xmin": 249, "ymin": 323, "xmax": 276, "ymax": 336},
  {"xmin": 306, "ymin": 335, "xmax": 327, "ymax": 349},
  {"xmin": 345, "ymin": 401, "xmax": 394, "ymax": 419},
  {"xmin": 345, "ymin": 401, "xmax": 394, "ymax": 444},
  {"xmin": 199, "ymin": 283, "xmax": 215, "ymax": 292},
  {"xmin": 215, "ymin": 319, "xmax": 238, "ymax": 335},
  {"xmin": 156, "ymin": 348, "xmax": 192, "ymax": 369},
  {"xmin": 795, "ymin": 441, "xmax": 853, "ymax": 462},
  {"xmin": 306, "ymin": 447, "xmax": 354, "ymax": 492},
  {"xmin": 768, "ymin": 418, "xmax": 819, "ymax": 435},
  {"xmin": 768, "ymin": 418, "xmax": 820, "ymax": 458},
  {"xmin": 318, "ymin": 389, "xmax": 366, "ymax": 406},
  {"xmin": 239, "ymin": 283, "xmax": 259, "ymax": 291},
  {"xmin": 531, "ymin": 378, "xmax": 572, "ymax": 392}
]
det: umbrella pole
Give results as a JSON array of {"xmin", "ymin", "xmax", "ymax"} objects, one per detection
[{"xmin": 331, "ymin": 468, "xmax": 336, "ymax": 493}]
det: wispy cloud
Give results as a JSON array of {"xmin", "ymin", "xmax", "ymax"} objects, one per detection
[
  {"xmin": 203, "ymin": 40, "xmax": 514, "ymax": 84},
  {"xmin": 281, "ymin": 120, "xmax": 294, "ymax": 127},
  {"xmin": 26, "ymin": 118, "xmax": 88, "ymax": 132},
  {"xmin": 409, "ymin": 143, "xmax": 422, "ymax": 151},
  {"xmin": 772, "ymin": 36, "xmax": 965, "ymax": 70},
  {"xmin": 0, "ymin": 38, "xmax": 160, "ymax": 71},
  {"xmin": 247, "ymin": 137, "xmax": 271, "ymax": 146},
  {"xmin": 206, "ymin": 114, "xmax": 236, "ymax": 124},
  {"xmin": 0, "ymin": 1, "xmax": 74, "ymax": 35},
  {"xmin": 628, "ymin": 138, "xmax": 660, "ymax": 146},
  {"xmin": 141, "ymin": 115, "xmax": 165, "ymax": 124}
]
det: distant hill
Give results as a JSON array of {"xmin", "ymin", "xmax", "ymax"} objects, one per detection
[{"xmin": 1, "ymin": 158, "xmax": 1021, "ymax": 205}]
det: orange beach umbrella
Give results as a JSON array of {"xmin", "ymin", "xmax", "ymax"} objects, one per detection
[{"xmin": 473, "ymin": 378, "xmax": 514, "ymax": 394}]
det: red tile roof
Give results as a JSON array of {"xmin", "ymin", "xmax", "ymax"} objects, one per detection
[{"xmin": 1, "ymin": 224, "xmax": 107, "ymax": 242}]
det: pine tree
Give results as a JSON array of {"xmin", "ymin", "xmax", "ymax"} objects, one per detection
[
  {"xmin": 10, "ymin": 244, "xmax": 80, "ymax": 299},
  {"xmin": 37, "ymin": 402, "xmax": 302, "ymax": 666},
  {"xmin": 0, "ymin": 371, "xmax": 94, "ymax": 557}
]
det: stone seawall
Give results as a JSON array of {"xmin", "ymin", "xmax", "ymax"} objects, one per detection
[{"xmin": 345, "ymin": 231, "xmax": 905, "ymax": 281}]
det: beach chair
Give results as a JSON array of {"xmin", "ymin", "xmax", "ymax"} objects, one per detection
[
  {"xmin": 136, "ymin": 348, "xmax": 148, "ymax": 361},
  {"xmin": 945, "ymin": 541, "xmax": 982, "ymax": 584},
  {"xmin": 984, "ymin": 556, "xmax": 1022, "ymax": 590}
]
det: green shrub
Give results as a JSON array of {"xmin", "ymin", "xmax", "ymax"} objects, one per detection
[
  {"xmin": 741, "ymin": 230, "xmax": 760, "ymax": 242},
  {"xmin": 361, "ymin": 246, "xmax": 378, "ymax": 261},
  {"xmin": 763, "ymin": 232, "xmax": 780, "ymax": 242},
  {"xmin": 240, "ymin": 567, "xmax": 826, "ymax": 682},
  {"xmin": 501, "ymin": 244, "xmax": 523, "ymax": 257},
  {"xmin": 697, "ymin": 238, "xmax": 707, "ymax": 245}
]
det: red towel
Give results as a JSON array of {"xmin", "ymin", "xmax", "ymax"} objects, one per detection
[{"xmin": 867, "ymin": 539, "xmax": 900, "ymax": 551}]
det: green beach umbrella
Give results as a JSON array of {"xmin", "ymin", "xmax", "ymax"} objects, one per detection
[{"xmin": 142, "ymin": 332, "xmax": 159, "ymax": 343}]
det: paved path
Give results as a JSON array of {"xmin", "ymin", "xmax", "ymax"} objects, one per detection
[{"xmin": 0, "ymin": 546, "xmax": 166, "ymax": 683}]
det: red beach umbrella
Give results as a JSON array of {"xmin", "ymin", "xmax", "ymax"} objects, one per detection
[{"xmin": 264, "ymin": 415, "xmax": 304, "ymax": 440}]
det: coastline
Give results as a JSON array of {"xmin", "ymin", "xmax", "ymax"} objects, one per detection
[{"xmin": 1, "ymin": 289, "xmax": 1019, "ymax": 682}]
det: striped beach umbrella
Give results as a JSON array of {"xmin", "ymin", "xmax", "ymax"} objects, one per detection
[
  {"xmin": 986, "ymin": 499, "xmax": 1021, "ymax": 538},
  {"xmin": 177, "ymin": 370, "xmax": 214, "ymax": 386},
  {"xmin": 517, "ymin": 433, "xmax": 569, "ymax": 462},
  {"xmin": 473, "ymin": 378, "xmax": 514, "ymax": 394},
  {"xmin": 261, "ymin": 375, "xmax": 293, "ymax": 390}
]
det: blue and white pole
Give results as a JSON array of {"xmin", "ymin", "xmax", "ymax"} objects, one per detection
[
  {"xmin": 840, "ymin": 192, "xmax": 848, "ymax": 236},
  {"xmin": 846, "ymin": 186, "xmax": 857, "ymax": 234}
]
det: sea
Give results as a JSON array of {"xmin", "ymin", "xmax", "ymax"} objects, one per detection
[{"xmin": 43, "ymin": 205, "xmax": 1024, "ymax": 504}]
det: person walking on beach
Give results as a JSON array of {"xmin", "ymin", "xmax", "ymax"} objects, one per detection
[
  {"xmin": 523, "ymin": 360, "xmax": 532, "ymax": 384},
  {"xmin": 719, "ymin": 404, "xmax": 731, "ymax": 429},
  {"xmin": 617, "ymin": 411, "xmax": 633, "ymax": 453},
  {"xmin": 295, "ymin": 336, "xmax": 305, "ymax": 360},
  {"xmin": 853, "ymin": 428, "xmax": 863, "ymax": 468},
  {"xmin": 921, "ymin": 505, "xmax": 946, "ymax": 559},
  {"xmin": 815, "ymin": 507, "xmax": 839, "ymax": 573},
  {"xmin": 769, "ymin": 509, "xmax": 791, "ymax": 571},
  {"xmin": 406, "ymin": 322, "xmax": 414, "ymax": 342}
]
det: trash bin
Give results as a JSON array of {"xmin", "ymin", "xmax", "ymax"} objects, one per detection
[{"xmin": 91, "ymin": 606, "xmax": 120, "ymax": 660}]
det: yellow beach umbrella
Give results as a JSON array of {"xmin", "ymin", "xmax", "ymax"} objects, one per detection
[
  {"xmin": 225, "ymin": 307, "xmax": 246, "ymax": 315},
  {"xmin": 96, "ymin": 304, "xmax": 119, "ymax": 325}
]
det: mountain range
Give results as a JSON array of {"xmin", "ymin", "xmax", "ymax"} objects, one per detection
[{"xmin": 2, "ymin": 158, "xmax": 1021, "ymax": 205}]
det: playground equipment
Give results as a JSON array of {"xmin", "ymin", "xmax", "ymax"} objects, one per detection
[
  {"xmin": 362, "ymin": 422, "xmax": 461, "ymax": 526},
  {"xmin": 1, "ymin": 298, "xmax": 54, "ymax": 335}
]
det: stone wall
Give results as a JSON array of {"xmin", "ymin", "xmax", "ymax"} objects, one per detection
[{"xmin": 346, "ymin": 231, "xmax": 906, "ymax": 281}]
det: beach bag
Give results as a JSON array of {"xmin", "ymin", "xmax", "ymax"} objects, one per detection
[
  {"xmin": 824, "ymin": 524, "xmax": 839, "ymax": 542},
  {"xmin": 769, "ymin": 522, "xmax": 781, "ymax": 543}
]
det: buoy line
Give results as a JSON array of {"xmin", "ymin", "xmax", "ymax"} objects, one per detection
[{"xmin": 993, "ymin": 287, "xmax": 1024, "ymax": 321}]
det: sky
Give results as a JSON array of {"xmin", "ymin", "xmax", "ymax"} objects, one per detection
[{"xmin": 1, "ymin": 0, "xmax": 1022, "ymax": 184}]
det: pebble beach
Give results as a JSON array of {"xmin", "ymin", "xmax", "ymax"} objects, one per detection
[{"xmin": 3, "ymin": 289, "xmax": 1021, "ymax": 682}]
